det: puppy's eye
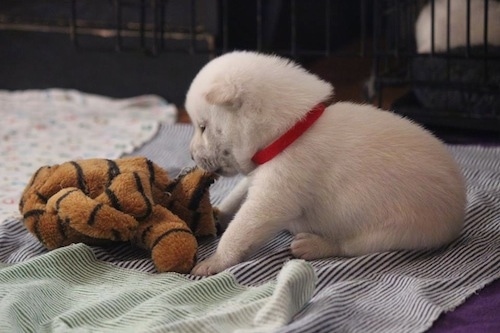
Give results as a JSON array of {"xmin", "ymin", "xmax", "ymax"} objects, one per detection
[{"xmin": 199, "ymin": 124, "xmax": 206, "ymax": 133}]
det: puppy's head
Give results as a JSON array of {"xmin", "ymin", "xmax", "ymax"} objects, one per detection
[{"xmin": 185, "ymin": 51, "xmax": 333, "ymax": 177}]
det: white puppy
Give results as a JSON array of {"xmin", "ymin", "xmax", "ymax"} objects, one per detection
[{"xmin": 185, "ymin": 51, "xmax": 466, "ymax": 276}]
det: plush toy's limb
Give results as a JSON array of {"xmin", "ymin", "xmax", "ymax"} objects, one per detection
[
  {"xmin": 36, "ymin": 159, "xmax": 113, "ymax": 199},
  {"xmin": 23, "ymin": 202, "xmax": 105, "ymax": 249},
  {"xmin": 32, "ymin": 218, "xmax": 112, "ymax": 249},
  {"xmin": 24, "ymin": 158, "xmax": 170, "ymax": 209},
  {"xmin": 23, "ymin": 210, "xmax": 65, "ymax": 250},
  {"xmin": 19, "ymin": 165, "xmax": 59, "ymax": 214},
  {"xmin": 20, "ymin": 164, "xmax": 120, "ymax": 249},
  {"xmin": 195, "ymin": 193, "xmax": 219, "ymax": 237},
  {"xmin": 117, "ymin": 157, "xmax": 172, "ymax": 198},
  {"xmin": 95, "ymin": 172, "xmax": 156, "ymax": 220},
  {"xmin": 133, "ymin": 205, "xmax": 198, "ymax": 273},
  {"xmin": 47, "ymin": 187, "xmax": 138, "ymax": 242},
  {"xmin": 168, "ymin": 201, "xmax": 217, "ymax": 239},
  {"xmin": 164, "ymin": 167, "xmax": 218, "ymax": 238}
]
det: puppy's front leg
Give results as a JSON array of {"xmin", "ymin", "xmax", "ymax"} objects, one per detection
[
  {"xmin": 216, "ymin": 177, "xmax": 250, "ymax": 231},
  {"xmin": 191, "ymin": 195, "xmax": 296, "ymax": 276}
]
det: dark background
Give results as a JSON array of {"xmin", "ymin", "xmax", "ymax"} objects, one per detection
[{"xmin": 0, "ymin": 0, "xmax": 366, "ymax": 106}]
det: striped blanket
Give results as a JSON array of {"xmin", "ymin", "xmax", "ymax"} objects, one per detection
[
  {"xmin": 1, "ymin": 123, "xmax": 499, "ymax": 332},
  {"xmin": 0, "ymin": 245, "xmax": 316, "ymax": 333}
]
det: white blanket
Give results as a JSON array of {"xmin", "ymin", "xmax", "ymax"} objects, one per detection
[{"xmin": 0, "ymin": 89, "xmax": 177, "ymax": 222}]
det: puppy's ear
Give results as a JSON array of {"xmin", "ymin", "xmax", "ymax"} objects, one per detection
[{"xmin": 205, "ymin": 79, "xmax": 242, "ymax": 110}]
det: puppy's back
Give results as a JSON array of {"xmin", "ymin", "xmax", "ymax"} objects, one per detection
[{"xmin": 304, "ymin": 102, "xmax": 466, "ymax": 248}]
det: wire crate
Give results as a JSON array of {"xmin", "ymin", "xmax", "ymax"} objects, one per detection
[
  {"xmin": 0, "ymin": 0, "xmax": 369, "ymax": 57},
  {"xmin": 371, "ymin": 0, "xmax": 500, "ymax": 133},
  {"xmin": 0, "ymin": 0, "xmax": 218, "ymax": 55}
]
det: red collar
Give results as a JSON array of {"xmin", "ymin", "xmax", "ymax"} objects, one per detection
[{"xmin": 251, "ymin": 103, "xmax": 326, "ymax": 165}]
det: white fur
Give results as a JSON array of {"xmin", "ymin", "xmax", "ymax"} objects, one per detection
[
  {"xmin": 416, "ymin": 0, "xmax": 500, "ymax": 53},
  {"xmin": 185, "ymin": 51, "xmax": 467, "ymax": 276}
]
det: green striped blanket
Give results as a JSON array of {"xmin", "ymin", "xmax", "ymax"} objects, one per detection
[{"xmin": 0, "ymin": 244, "xmax": 316, "ymax": 333}]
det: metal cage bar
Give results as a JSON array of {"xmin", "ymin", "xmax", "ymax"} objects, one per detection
[{"xmin": 371, "ymin": 0, "xmax": 500, "ymax": 132}]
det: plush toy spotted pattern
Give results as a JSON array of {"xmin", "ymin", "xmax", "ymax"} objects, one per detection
[{"xmin": 19, "ymin": 157, "xmax": 218, "ymax": 273}]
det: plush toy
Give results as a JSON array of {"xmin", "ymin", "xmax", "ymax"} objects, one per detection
[{"xmin": 19, "ymin": 157, "xmax": 218, "ymax": 273}]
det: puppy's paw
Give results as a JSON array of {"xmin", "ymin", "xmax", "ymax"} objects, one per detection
[
  {"xmin": 190, "ymin": 254, "xmax": 233, "ymax": 276},
  {"xmin": 291, "ymin": 233, "xmax": 339, "ymax": 260}
]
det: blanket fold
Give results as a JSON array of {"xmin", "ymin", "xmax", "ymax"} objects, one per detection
[{"xmin": 0, "ymin": 244, "xmax": 316, "ymax": 333}]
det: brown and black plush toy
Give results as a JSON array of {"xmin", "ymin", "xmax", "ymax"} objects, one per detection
[{"xmin": 19, "ymin": 157, "xmax": 218, "ymax": 273}]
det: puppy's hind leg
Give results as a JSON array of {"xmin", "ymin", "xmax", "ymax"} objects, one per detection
[
  {"xmin": 291, "ymin": 227, "xmax": 418, "ymax": 260},
  {"xmin": 291, "ymin": 233, "xmax": 341, "ymax": 260},
  {"xmin": 334, "ymin": 227, "xmax": 426, "ymax": 257}
]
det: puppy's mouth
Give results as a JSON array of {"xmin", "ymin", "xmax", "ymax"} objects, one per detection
[
  {"xmin": 213, "ymin": 167, "xmax": 238, "ymax": 177},
  {"xmin": 193, "ymin": 157, "xmax": 218, "ymax": 173},
  {"xmin": 193, "ymin": 156, "xmax": 238, "ymax": 177},
  {"xmin": 196, "ymin": 162, "xmax": 227, "ymax": 176}
]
